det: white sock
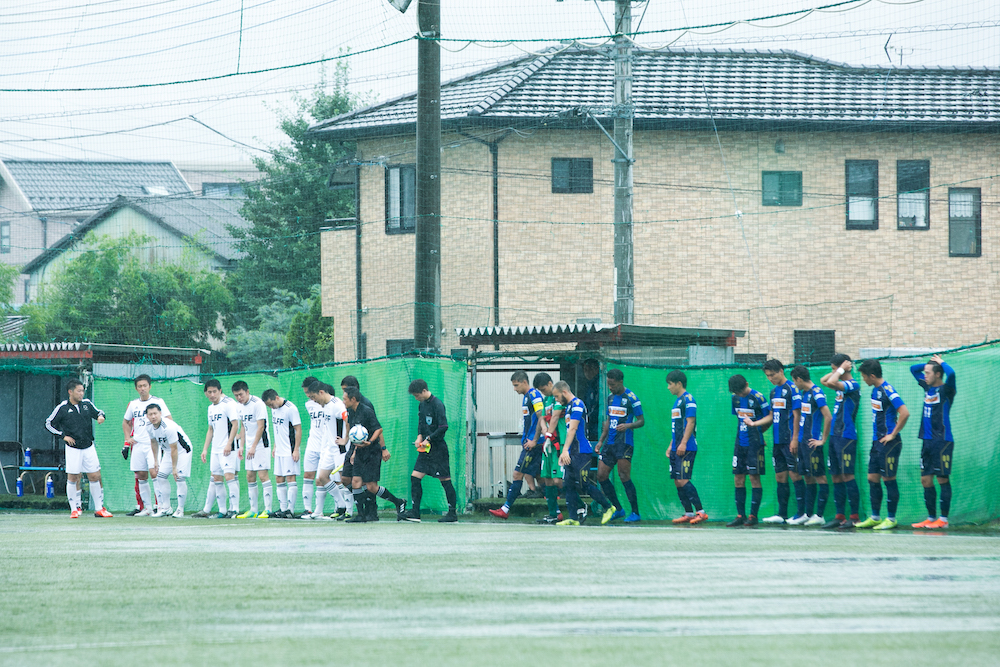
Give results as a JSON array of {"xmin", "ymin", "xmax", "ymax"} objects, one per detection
[
  {"xmin": 248, "ymin": 483, "xmax": 259, "ymax": 514},
  {"xmin": 155, "ymin": 474, "xmax": 170, "ymax": 509},
  {"xmin": 214, "ymin": 480, "xmax": 227, "ymax": 513},
  {"xmin": 138, "ymin": 480, "xmax": 151, "ymax": 508},
  {"xmin": 262, "ymin": 481, "xmax": 272, "ymax": 512},
  {"xmin": 314, "ymin": 484, "xmax": 327, "ymax": 514},
  {"xmin": 227, "ymin": 479, "xmax": 240, "ymax": 513},
  {"xmin": 91, "ymin": 481, "xmax": 103, "ymax": 510},
  {"xmin": 67, "ymin": 480, "xmax": 78, "ymax": 511},
  {"xmin": 286, "ymin": 481, "xmax": 297, "ymax": 513},
  {"xmin": 204, "ymin": 480, "xmax": 217, "ymax": 513},
  {"xmin": 303, "ymin": 480, "xmax": 314, "ymax": 513},
  {"xmin": 176, "ymin": 478, "xmax": 187, "ymax": 510},
  {"xmin": 277, "ymin": 482, "xmax": 288, "ymax": 512}
]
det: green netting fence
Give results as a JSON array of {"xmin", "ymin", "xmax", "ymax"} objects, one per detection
[
  {"xmin": 605, "ymin": 342, "xmax": 1000, "ymax": 525},
  {"xmin": 91, "ymin": 356, "xmax": 467, "ymax": 515}
]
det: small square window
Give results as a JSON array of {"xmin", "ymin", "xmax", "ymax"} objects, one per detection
[
  {"xmin": 762, "ymin": 171, "xmax": 802, "ymax": 206},
  {"xmin": 552, "ymin": 158, "xmax": 593, "ymax": 194},
  {"xmin": 794, "ymin": 330, "xmax": 835, "ymax": 365},
  {"xmin": 949, "ymin": 188, "xmax": 981, "ymax": 257},
  {"xmin": 385, "ymin": 165, "xmax": 416, "ymax": 234},
  {"xmin": 897, "ymin": 160, "xmax": 930, "ymax": 229},
  {"xmin": 386, "ymin": 338, "xmax": 414, "ymax": 356},
  {"xmin": 846, "ymin": 160, "xmax": 878, "ymax": 230},
  {"xmin": 202, "ymin": 182, "xmax": 245, "ymax": 198}
]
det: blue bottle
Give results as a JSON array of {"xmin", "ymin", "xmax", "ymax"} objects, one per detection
[
  {"xmin": 45, "ymin": 475, "xmax": 54, "ymax": 498},
  {"xmin": 24, "ymin": 448, "xmax": 32, "ymax": 467},
  {"xmin": 16, "ymin": 477, "xmax": 23, "ymax": 496}
]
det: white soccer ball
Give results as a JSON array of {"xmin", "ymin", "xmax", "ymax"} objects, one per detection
[{"xmin": 349, "ymin": 424, "xmax": 369, "ymax": 443}]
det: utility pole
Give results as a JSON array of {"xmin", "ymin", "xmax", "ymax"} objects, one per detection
[
  {"xmin": 612, "ymin": 0, "xmax": 634, "ymax": 324},
  {"xmin": 414, "ymin": 0, "xmax": 441, "ymax": 352}
]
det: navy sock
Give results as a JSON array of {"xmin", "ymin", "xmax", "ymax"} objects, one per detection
[
  {"xmin": 869, "ymin": 481, "xmax": 883, "ymax": 517},
  {"xmin": 939, "ymin": 482, "xmax": 952, "ymax": 517},
  {"xmin": 735, "ymin": 486, "xmax": 747, "ymax": 517},
  {"xmin": 832, "ymin": 481, "xmax": 846, "ymax": 516},
  {"xmin": 440, "ymin": 479, "xmax": 457, "ymax": 511},
  {"xmin": 805, "ymin": 483, "xmax": 816, "ymax": 516},
  {"xmin": 884, "ymin": 479, "xmax": 899, "ymax": 518},
  {"xmin": 505, "ymin": 479, "xmax": 523, "ymax": 508},
  {"xmin": 793, "ymin": 479, "xmax": 806, "ymax": 517},
  {"xmin": 586, "ymin": 480, "xmax": 612, "ymax": 511},
  {"xmin": 750, "ymin": 486, "xmax": 762, "ymax": 516},
  {"xmin": 923, "ymin": 485, "xmax": 937, "ymax": 518},
  {"xmin": 376, "ymin": 486, "xmax": 402, "ymax": 506},
  {"xmin": 678, "ymin": 485, "xmax": 693, "ymax": 513},
  {"xmin": 776, "ymin": 481, "xmax": 790, "ymax": 518},
  {"xmin": 817, "ymin": 484, "xmax": 829, "ymax": 515},
  {"xmin": 622, "ymin": 479, "xmax": 639, "ymax": 515},
  {"xmin": 686, "ymin": 483, "xmax": 703, "ymax": 512},
  {"xmin": 600, "ymin": 479, "xmax": 621, "ymax": 510},
  {"xmin": 410, "ymin": 476, "xmax": 423, "ymax": 514},
  {"xmin": 845, "ymin": 478, "xmax": 860, "ymax": 517}
]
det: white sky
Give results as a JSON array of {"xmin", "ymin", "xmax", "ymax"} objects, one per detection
[{"xmin": 0, "ymin": 0, "xmax": 997, "ymax": 168}]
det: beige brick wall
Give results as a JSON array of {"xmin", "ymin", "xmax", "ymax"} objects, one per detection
[{"xmin": 322, "ymin": 127, "xmax": 999, "ymax": 362}]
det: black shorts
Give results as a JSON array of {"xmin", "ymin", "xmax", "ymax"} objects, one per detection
[
  {"xmin": 829, "ymin": 437, "xmax": 857, "ymax": 476},
  {"xmin": 413, "ymin": 445, "xmax": 451, "ymax": 479},
  {"xmin": 868, "ymin": 436, "xmax": 902, "ymax": 478},
  {"xmin": 920, "ymin": 440, "xmax": 953, "ymax": 477},
  {"xmin": 514, "ymin": 444, "xmax": 542, "ymax": 477},
  {"xmin": 341, "ymin": 443, "xmax": 355, "ymax": 479},
  {"xmin": 599, "ymin": 440, "xmax": 633, "ymax": 468},
  {"xmin": 733, "ymin": 442, "xmax": 766, "ymax": 476},
  {"xmin": 800, "ymin": 443, "xmax": 826, "ymax": 478},
  {"xmin": 668, "ymin": 450, "xmax": 696, "ymax": 480},
  {"xmin": 353, "ymin": 445, "xmax": 382, "ymax": 484},
  {"xmin": 772, "ymin": 442, "xmax": 797, "ymax": 474}
]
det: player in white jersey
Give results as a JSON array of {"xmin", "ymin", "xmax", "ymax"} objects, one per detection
[
  {"xmin": 192, "ymin": 378, "xmax": 241, "ymax": 518},
  {"xmin": 262, "ymin": 388, "xmax": 302, "ymax": 518},
  {"xmin": 232, "ymin": 381, "xmax": 272, "ymax": 518},
  {"xmin": 309, "ymin": 382, "xmax": 350, "ymax": 520},
  {"xmin": 298, "ymin": 376, "xmax": 325, "ymax": 518},
  {"xmin": 144, "ymin": 403, "xmax": 194, "ymax": 517},
  {"xmin": 122, "ymin": 374, "xmax": 172, "ymax": 517}
]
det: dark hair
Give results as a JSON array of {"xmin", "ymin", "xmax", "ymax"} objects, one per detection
[
  {"xmin": 583, "ymin": 358, "xmax": 599, "ymax": 370},
  {"xmin": 532, "ymin": 372, "xmax": 552, "ymax": 388},
  {"xmin": 728, "ymin": 374, "xmax": 748, "ymax": 393},
  {"xmin": 607, "ymin": 368, "xmax": 624, "ymax": 382},
  {"xmin": 204, "ymin": 378, "xmax": 222, "ymax": 391},
  {"xmin": 510, "ymin": 370, "xmax": 528, "ymax": 383},
  {"xmin": 762, "ymin": 359, "xmax": 784, "ymax": 373},
  {"xmin": 261, "ymin": 388, "xmax": 278, "ymax": 402},
  {"xmin": 858, "ymin": 359, "xmax": 883, "ymax": 378},
  {"xmin": 408, "ymin": 379, "xmax": 428, "ymax": 395},
  {"xmin": 340, "ymin": 375, "xmax": 360, "ymax": 389},
  {"xmin": 790, "ymin": 365, "xmax": 811, "ymax": 381},
  {"xmin": 831, "ymin": 353, "xmax": 852, "ymax": 367},
  {"xmin": 301, "ymin": 376, "xmax": 319, "ymax": 389},
  {"xmin": 231, "ymin": 380, "xmax": 249, "ymax": 393},
  {"xmin": 344, "ymin": 386, "xmax": 361, "ymax": 402},
  {"xmin": 309, "ymin": 381, "xmax": 333, "ymax": 395},
  {"xmin": 666, "ymin": 370, "xmax": 687, "ymax": 387},
  {"xmin": 66, "ymin": 378, "xmax": 83, "ymax": 392},
  {"xmin": 144, "ymin": 403, "xmax": 162, "ymax": 414},
  {"xmin": 926, "ymin": 361, "xmax": 944, "ymax": 379},
  {"xmin": 133, "ymin": 374, "xmax": 152, "ymax": 387}
]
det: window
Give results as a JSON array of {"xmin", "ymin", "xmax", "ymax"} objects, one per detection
[
  {"xmin": 0, "ymin": 222, "xmax": 9, "ymax": 254},
  {"xmin": 551, "ymin": 158, "xmax": 593, "ymax": 194},
  {"xmin": 202, "ymin": 182, "xmax": 245, "ymax": 198},
  {"xmin": 386, "ymin": 339, "xmax": 414, "ymax": 356},
  {"xmin": 897, "ymin": 160, "xmax": 929, "ymax": 229},
  {"xmin": 846, "ymin": 160, "xmax": 878, "ymax": 229},
  {"xmin": 385, "ymin": 165, "xmax": 416, "ymax": 234},
  {"xmin": 794, "ymin": 330, "xmax": 836, "ymax": 365},
  {"xmin": 949, "ymin": 188, "xmax": 981, "ymax": 257},
  {"xmin": 762, "ymin": 171, "xmax": 802, "ymax": 206}
]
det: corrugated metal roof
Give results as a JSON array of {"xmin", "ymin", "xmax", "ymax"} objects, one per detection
[
  {"xmin": 456, "ymin": 323, "xmax": 745, "ymax": 347},
  {"xmin": 2, "ymin": 159, "xmax": 192, "ymax": 211},
  {"xmin": 312, "ymin": 48, "xmax": 1000, "ymax": 138}
]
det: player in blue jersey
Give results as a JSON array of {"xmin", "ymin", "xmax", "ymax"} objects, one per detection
[
  {"xmin": 857, "ymin": 359, "xmax": 910, "ymax": 530},
  {"xmin": 751, "ymin": 360, "xmax": 803, "ymax": 524},
  {"xmin": 594, "ymin": 368, "xmax": 645, "ymax": 524},
  {"xmin": 489, "ymin": 371, "xmax": 547, "ymax": 519},
  {"xmin": 791, "ymin": 366, "xmax": 832, "ymax": 527},
  {"xmin": 666, "ymin": 371, "xmax": 707, "ymax": 524},
  {"xmin": 820, "ymin": 354, "xmax": 862, "ymax": 529},
  {"xmin": 553, "ymin": 381, "xmax": 613, "ymax": 525},
  {"xmin": 910, "ymin": 354, "xmax": 957, "ymax": 529},
  {"xmin": 726, "ymin": 374, "xmax": 770, "ymax": 527}
]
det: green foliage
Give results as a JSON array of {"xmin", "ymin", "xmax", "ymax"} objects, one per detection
[
  {"xmin": 283, "ymin": 286, "xmax": 335, "ymax": 367},
  {"xmin": 0, "ymin": 263, "xmax": 19, "ymax": 308},
  {"xmin": 25, "ymin": 234, "xmax": 233, "ymax": 347},
  {"xmin": 224, "ymin": 289, "xmax": 311, "ymax": 370}
]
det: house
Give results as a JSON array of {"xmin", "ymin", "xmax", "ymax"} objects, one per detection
[
  {"xmin": 22, "ymin": 195, "xmax": 250, "ymax": 303},
  {"xmin": 0, "ymin": 159, "xmax": 192, "ymax": 304},
  {"xmin": 174, "ymin": 161, "xmax": 261, "ymax": 198},
  {"xmin": 309, "ymin": 47, "xmax": 999, "ymax": 363}
]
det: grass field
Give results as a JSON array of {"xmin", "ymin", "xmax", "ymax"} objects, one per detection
[{"xmin": 2, "ymin": 512, "xmax": 999, "ymax": 666}]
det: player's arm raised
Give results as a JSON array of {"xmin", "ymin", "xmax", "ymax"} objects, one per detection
[{"xmin": 821, "ymin": 359, "xmax": 852, "ymax": 390}]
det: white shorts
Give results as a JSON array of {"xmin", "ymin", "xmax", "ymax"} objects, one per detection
[
  {"xmin": 159, "ymin": 446, "xmax": 193, "ymax": 478},
  {"xmin": 318, "ymin": 445, "xmax": 346, "ymax": 474},
  {"xmin": 274, "ymin": 455, "xmax": 299, "ymax": 477},
  {"xmin": 210, "ymin": 450, "xmax": 240, "ymax": 476},
  {"xmin": 245, "ymin": 444, "xmax": 272, "ymax": 471},
  {"xmin": 65, "ymin": 444, "xmax": 100, "ymax": 475},
  {"xmin": 129, "ymin": 443, "xmax": 156, "ymax": 472},
  {"xmin": 303, "ymin": 445, "xmax": 322, "ymax": 474}
]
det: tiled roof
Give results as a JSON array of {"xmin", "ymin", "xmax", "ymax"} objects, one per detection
[
  {"xmin": 312, "ymin": 48, "xmax": 999, "ymax": 137},
  {"xmin": 2, "ymin": 159, "xmax": 191, "ymax": 211}
]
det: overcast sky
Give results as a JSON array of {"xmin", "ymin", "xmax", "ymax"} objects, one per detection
[{"xmin": 0, "ymin": 0, "xmax": 996, "ymax": 168}]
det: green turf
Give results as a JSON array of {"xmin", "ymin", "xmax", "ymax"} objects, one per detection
[{"xmin": 2, "ymin": 513, "xmax": 999, "ymax": 666}]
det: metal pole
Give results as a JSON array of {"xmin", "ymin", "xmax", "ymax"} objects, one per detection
[
  {"xmin": 414, "ymin": 0, "xmax": 442, "ymax": 352},
  {"xmin": 613, "ymin": 0, "xmax": 634, "ymax": 324}
]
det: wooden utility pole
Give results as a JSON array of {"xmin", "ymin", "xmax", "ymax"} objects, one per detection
[{"xmin": 613, "ymin": 0, "xmax": 634, "ymax": 324}]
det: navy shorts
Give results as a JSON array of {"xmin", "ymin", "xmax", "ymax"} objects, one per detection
[
  {"xmin": 413, "ymin": 445, "xmax": 451, "ymax": 479},
  {"xmin": 340, "ymin": 443, "xmax": 355, "ymax": 479},
  {"xmin": 800, "ymin": 443, "xmax": 826, "ymax": 478},
  {"xmin": 732, "ymin": 441, "xmax": 766, "ymax": 476},
  {"xmin": 828, "ymin": 437, "xmax": 857, "ymax": 476},
  {"xmin": 353, "ymin": 445, "xmax": 382, "ymax": 483},
  {"xmin": 515, "ymin": 444, "xmax": 542, "ymax": 477},
  {"xmin": 919, "ymin": 440, "xmax": 953, "ymax": 477},
  {"xmin": 868, "ymin": 436, "xmax": 902, "ymax": 478},
  {"xmin": 599, "ymin": 440, "xmax": 633, "ymax": 468},
  {"xmin": 668, "ymin": 450, "xmax": 696, "ymax": 480},
  {"xmin": 772, "ymin": 442, "xmax": 797, "ymax": 474}
]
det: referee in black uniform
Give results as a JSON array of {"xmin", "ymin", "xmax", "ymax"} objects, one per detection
[{"xmin": 401, "ymin": 379, "xmax": 457, "ymax": 523}]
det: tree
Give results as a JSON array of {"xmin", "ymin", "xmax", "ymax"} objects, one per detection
[
  {"xmin": 229, "ymin": 60, "xmax": 367, "ymax": 328},
  {"xmin": 283, "ymin": 285, "xmax": 335, "ymax": 367},
  {"xmin": 224, "ymin": 289, "xmax": 311, "ymax": 370},
  {"xmin": 25, "ymin": 235, "xmax": 234, "ymax": 348}
]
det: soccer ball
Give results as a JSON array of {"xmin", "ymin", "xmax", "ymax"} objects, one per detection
[{"xmin": 349, "ymin": 424, "xmax": 369, "ymax": 443}]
